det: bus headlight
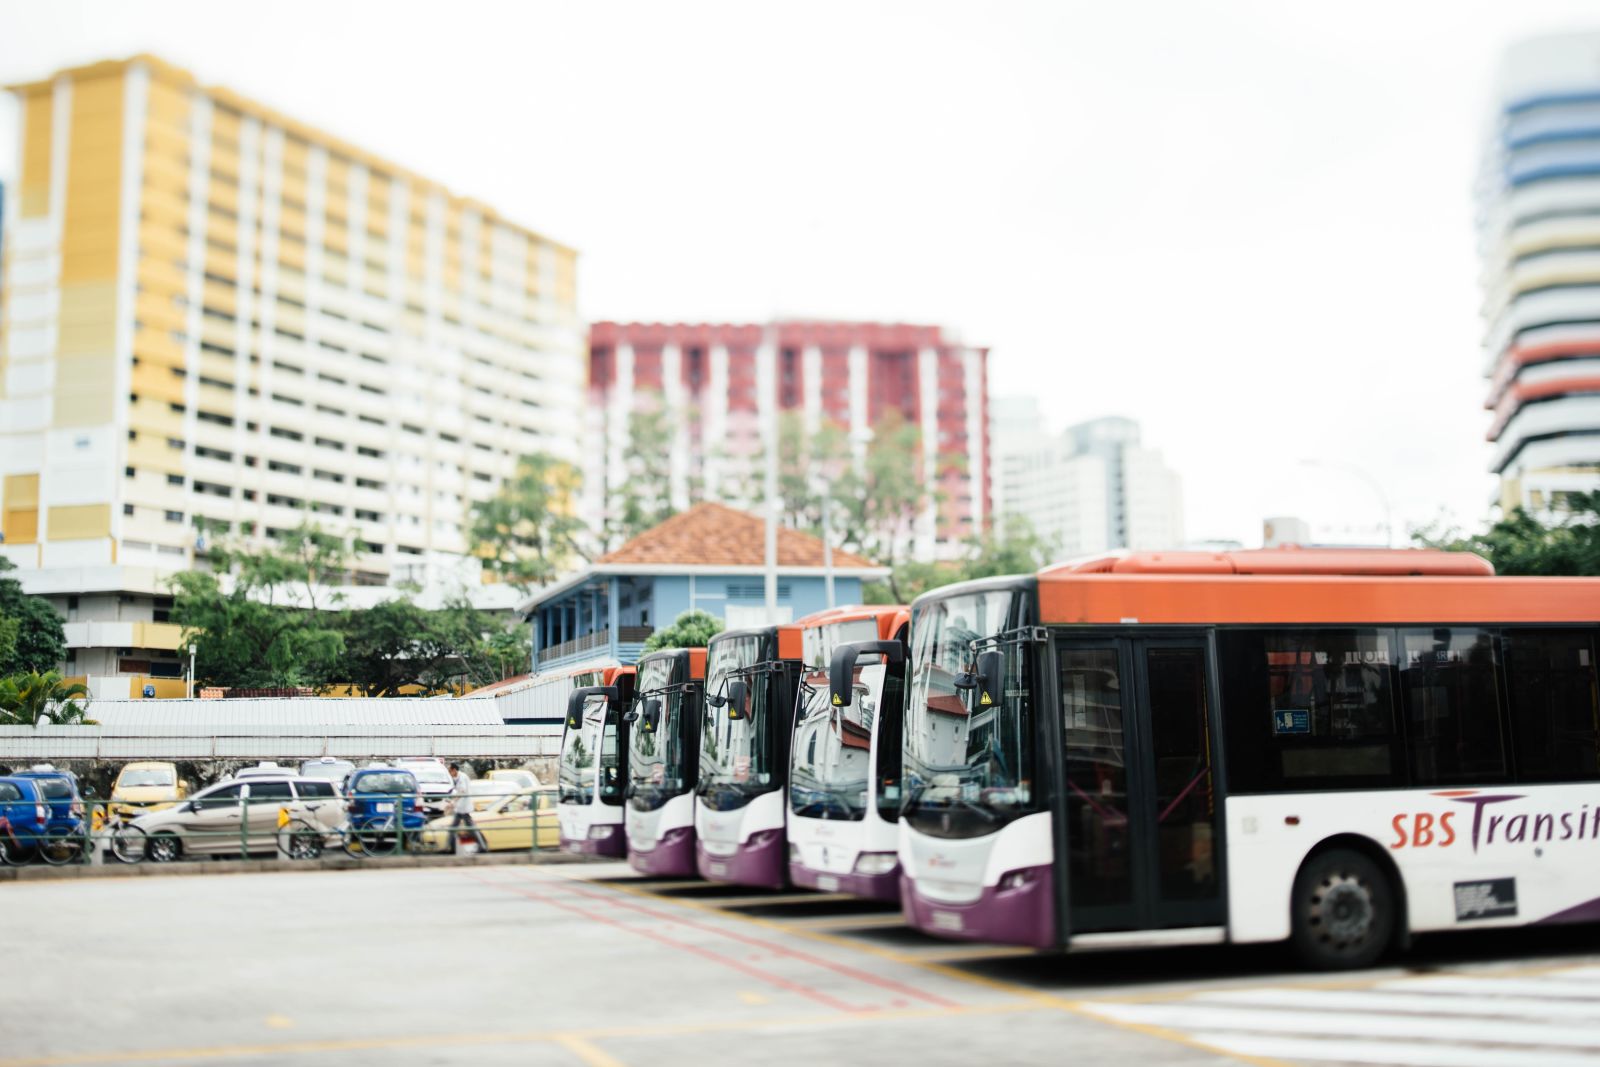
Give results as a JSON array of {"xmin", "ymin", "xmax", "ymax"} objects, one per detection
[
  {"xmin": 853, "ymin": 852, "xmax": 897, "ymax": 876},
  {"xmin": 998, "ymin": 869, "xmax": 1036, "ymax": 891}
]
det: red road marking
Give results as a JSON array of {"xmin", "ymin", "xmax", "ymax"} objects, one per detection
[
  {"xmin": 543, "ymin": 872, "xmax": 960, "ymax": 1011},
  {"xmin": 466, "ymin": 871, "xmax": 862, "ymax": 1013}
]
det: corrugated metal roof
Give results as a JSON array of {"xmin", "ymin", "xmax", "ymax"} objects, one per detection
[
  {"xmin": 0, "ymin": 724, "xmax": 561, "ymax": 761},
  {"xmin": 89, "ymin": 698, "xmax": 510, "ymax": 730}
]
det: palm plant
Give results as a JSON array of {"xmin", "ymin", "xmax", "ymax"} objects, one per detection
[{"xmin": 0, "ymin": 671, "xmax": 93, "ymax": 726}]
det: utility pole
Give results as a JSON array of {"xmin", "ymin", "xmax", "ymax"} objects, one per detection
[
  {"xmin": 187, "ymin": 642, "xmax": 196, "ymax": 699},
  {"xmin": 762, "ymin": 328, "xmax": 779, "ymax": 624}
]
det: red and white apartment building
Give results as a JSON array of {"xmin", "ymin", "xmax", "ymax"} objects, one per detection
[{"xmin": 586, "ymin": 321, "xmax": 991, "ymax": 559}]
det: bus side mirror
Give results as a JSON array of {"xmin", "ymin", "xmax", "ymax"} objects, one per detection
[
  {"xmin": 726, "ymin": 680, "xmax": 749, "ymax": 720},
  {"xmin": 565, "ymin": 686, "xmax": 617, "ymax": 731},
  {"xmin": 975, "ymin": 649, "xmax": 1004, "ymax": 709},
  {"xmin": 829, "ymin": 640, "xmax": 904, "ymax": 708}
]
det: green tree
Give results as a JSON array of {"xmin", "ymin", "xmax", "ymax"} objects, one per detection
[
  {"xmin": 0, "ymin": 558, "xmax": 66, "ymax": 675},
  {"xmin": 1414, "ymin": 493, "xmax": 1600, "ymax": 576},
  {"xmin": 458, "ymin": 618, "xmax": 531, "ymax": 688},
  {"xmin": 642, "ymin": 609, "xmax": 725, "ymax": 653},
  {"xmin": 0, "ymin": 670, "xmax": 93, "ymax": 726},
  {"xmin": 471, "ymin": 453, "xmax": 588, "ymax": 590},
  {"xmin": 834, "ymin": 410, "xmax": 936, "ymax": 602},
  {"xmin": 607, "ymin": 399, "xmax": 677, "ymax": 548},
  {"xmin": 337, "ymin": 599, "xmax": 464, "ymax": 697},
  {"xmin": 171, "ymin": 521, "xmax": 351, "ymax": 690},
  {"xmin": 170, "ymin": 570, "xmax": 345, "ymax": 689}
]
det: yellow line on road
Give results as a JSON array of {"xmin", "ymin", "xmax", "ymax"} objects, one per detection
[
  {"xmin": 0, "ymin": 1002, "xmax": 1040, "ymax": 1067},
  {"xmin": 554, "ymin": 1034, "xmax": 628, "ymax": 1067}
]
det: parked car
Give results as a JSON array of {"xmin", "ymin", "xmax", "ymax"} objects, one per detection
[
  {"xmin": 395, "ymin": 759, "xmax": 455, "ymax": 813},
  {"xmin": 15, "ymin": 766, "xmax": 86, "ymax": 859},
  {"xmin": 466, "ymin": 778, "xmax": 518, "ymax": 812},
  {"xmin": 0, "ymin": 776, "xmax": 56, "ymax": 863},
  {"xmin": 485, "ymin": 768, "xmax": 540, "ymax": 792},
  {"xmin": 344, "ymin": 768, "xmax": 427, "ymax": 837},
  {"xmin": 235, "ymin": 762, "xmax": 292, "ymax": 780},
  {"xmin": 109, "ymin": 761, "xmax": 190, "ymax": 820},
  {"xmin": 298, "ymin": 758, "xmax": 355, "ymax": 790},
  {"xmin": 419, "ymin": 789, "xmax": 558, "ymax": 853},
  {"xmin": 124, "ymin": 777, "xmax": 343, "ymax": 863}
]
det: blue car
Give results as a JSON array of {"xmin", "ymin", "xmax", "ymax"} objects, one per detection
[
  {"xmin": 16, "ymin": 768, "xmax": 85, "ymax": 834},
  {"xmin": 0, "ymin": 776, "xmax": 52, "ymax": 864},
  {"xmin": 343, "ymin": 768, "xmax": 425, "ymax": 853}
]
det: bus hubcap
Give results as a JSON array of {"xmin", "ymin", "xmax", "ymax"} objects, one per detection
[{"xmin": 1313, "ymin": 874, "xmax": 1372, "ymax": 945}]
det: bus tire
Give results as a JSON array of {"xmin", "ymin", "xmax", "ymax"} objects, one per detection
[{"xmin": 1290, "ymin": 847, "xmax": 1395, "ymax": 971}]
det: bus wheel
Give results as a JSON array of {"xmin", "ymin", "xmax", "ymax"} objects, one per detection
[{"xmin": 1290, "ymin": 848, "xmax": 1394, "ymax": 971}]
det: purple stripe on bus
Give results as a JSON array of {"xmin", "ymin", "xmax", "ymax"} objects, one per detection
[
  {"xmin": 628, "ymin": 827, "xmax": 697, "ymax": 877},
  {"xmin": 900, "ymin": 865, "xmax": 1056, "ymax": 950},
  {"xmin": 695, "ymin": 832, "xmax": 788, "ymax": 889},
  {"xmin": 789, "ymin": 861, "xmax": 900, "ymax": 902},
  {"xmin": 561, "ymin": 823, "xmax": 625, "ymax": 858},
  {"xmin": 1533, "ymin": 893, "xmax": 1600, "ymax": 925}
]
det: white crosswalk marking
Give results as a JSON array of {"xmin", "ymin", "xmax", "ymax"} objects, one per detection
[{"xmin": 1078, "ymin": 966, "xmax": 1600, "ymax": 1066}]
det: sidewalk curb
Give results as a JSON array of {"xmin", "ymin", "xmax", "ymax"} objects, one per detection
[{"xmin": 0, "ymin": 850, "xmax": 602, "ymax": 883}]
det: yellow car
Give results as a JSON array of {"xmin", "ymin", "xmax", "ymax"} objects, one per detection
[
  {"xmin": 485, "ymin": 769, "xmax": 540, "ymax": 792},
  {"xmin": 419, "ymin": 789, "xmax": 559, "ymax": 853},
  {"xmin": 107, "ymin": 761, "xmax": 190, "ymax": 821}
]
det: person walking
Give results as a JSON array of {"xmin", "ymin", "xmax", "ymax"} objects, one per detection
[{"xmin": 448, "ymin": 763, "xmax": 485, "ymax": 853}]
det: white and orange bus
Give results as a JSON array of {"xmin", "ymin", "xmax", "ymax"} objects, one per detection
[
  {"xmin": 869, "ymin": 549, "xmax": 1600, "ymax": 968},
  {"xmin": 788, "ymin": 605, "xmax": 910, "ymax": 900},
  {"xmin": 557, "ymin": 664, "xmax": 637, "ymax": 856}
]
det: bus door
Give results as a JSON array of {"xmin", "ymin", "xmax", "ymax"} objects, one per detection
[{"xmin": 1052, "ymin": 636, "xmax": 1223, "ymax": 936}]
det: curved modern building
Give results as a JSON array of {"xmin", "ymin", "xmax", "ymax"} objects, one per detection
[{"xmin": 1480, "ymin": 33, "xmax": 1600, "ymax": 513}]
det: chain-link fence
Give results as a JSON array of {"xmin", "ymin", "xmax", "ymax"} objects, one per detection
[{"xmin": 0, "ymin": 788, "xmax": 558, "ymax": 867}]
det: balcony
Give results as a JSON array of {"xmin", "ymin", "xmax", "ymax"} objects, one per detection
[{"xmin": 535, "ymin": 626, "xmax": 654, "ymax": 672}]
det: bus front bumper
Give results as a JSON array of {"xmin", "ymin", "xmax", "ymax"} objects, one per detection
[
  {"xmin": 789, "ymin": 861, "xmax": 900, "ymax": 902},
  {"xmin": 901, "ymin": 865, "xmax": 1056, "ymax": 949},
  {"xmin": 562, "ymin": 824, "xmax": 625, "ymax": 858},
  {"xmin": 696, "ymin": 831, "xmax": 786, "ymax": 889},
  {"xmin": 628, "ymin": 827, "xmax": 696, "ymax": 876}
]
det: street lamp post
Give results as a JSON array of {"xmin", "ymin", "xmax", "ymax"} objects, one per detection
[{"xmin": 187, "ymin": 643, "xmax": 196, "ymax": 700}]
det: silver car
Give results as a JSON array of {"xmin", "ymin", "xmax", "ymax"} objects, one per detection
[{"xmin": 121, "ymin": 777, "xmax": 344, "ymax": 863}]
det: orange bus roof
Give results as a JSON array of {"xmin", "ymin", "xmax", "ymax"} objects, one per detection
[
  {"xmin": 794, "ymin": 603, "xmax": 910, "ymax": 641},
  {"xmin": 1043, "ymin": 548, "xmax": 1495, "ymax": 578},
  {"xmin": 1040, "ymin": 561, "xmax": 1599, "ymax": 626}
]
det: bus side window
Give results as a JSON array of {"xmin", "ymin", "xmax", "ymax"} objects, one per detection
[
  {"xmin": 1220, "ymin": 628, "xmax": 1401, "ymax": 793},
  {"xmin": 1399, "ymin": 628, "xmax": 1507, "ymax": 785},
  {"xmin": 1505, "ymin": 629, "xmax": 1600, "ymax": 784}
]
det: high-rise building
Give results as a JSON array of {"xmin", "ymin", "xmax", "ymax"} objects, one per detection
[
  {"xmin": 1480, "ymin": 33, "xmax": 1600, "ymax": 514},
  {"xmin": 586, "ymin": 320, "xmax": 991, "ymax": 558},
  {"xmin": 0, "ymin": 55, "xmax": 583, "ymax": 695},
  {"xmin": 996, "ymin": 413, "xmax": 1183, "ymax": 558}
]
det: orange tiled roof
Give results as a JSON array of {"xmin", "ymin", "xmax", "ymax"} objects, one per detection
[{"xmin": 597, "ymin": 502, "xmax": 879, "ymax": 570}]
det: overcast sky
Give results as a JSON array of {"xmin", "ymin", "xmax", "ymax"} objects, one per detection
[{"xmin": 3, "ymin": 1, "xmax": 1597, "ymax": 546}]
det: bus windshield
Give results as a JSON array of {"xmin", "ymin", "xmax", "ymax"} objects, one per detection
[
  {"xmin": 903, "ymin": 587, "xmax": 1037, "ymax": 838},
  {"xmin": 698, "ymin": 634, "xmax": 778, "ymax": 811},
  {"xmin": 789, "ymin": 663, "xmax": 887, "ymax": 821},
  {"xmin": 559, "ymin": 695, "xmax": 622, "ymax": 806},
  {"xmin": 629, "ymin": 656, "xmax": 693, "ymax": 812}
]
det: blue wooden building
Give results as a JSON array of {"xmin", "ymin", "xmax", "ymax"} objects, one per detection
[{"xmin": 520, "ymin": 503, "xmax": 887, "ymax": 672}]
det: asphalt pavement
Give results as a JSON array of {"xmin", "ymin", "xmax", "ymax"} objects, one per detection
[{"xmin": 3, "ymin": 862, "xmax": 1600, "ymax": 1066}]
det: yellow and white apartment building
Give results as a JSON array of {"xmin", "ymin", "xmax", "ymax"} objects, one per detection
[{"xmin": 0, "ymin": 56, "xmax": 584, "ymax": 698}]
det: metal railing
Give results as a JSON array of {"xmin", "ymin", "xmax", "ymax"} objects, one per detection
[{"xmin": 0, "ymin": 790, "xmax": 559, "ymax": 868}]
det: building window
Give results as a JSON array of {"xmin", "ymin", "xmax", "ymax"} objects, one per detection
[
  {"xmin": 164, "ymin": 510, "xmax": 184, "ymax": 523},
  {"xmin": 166, "ymin": 474, "xmax": 184, "ymax": 486}
]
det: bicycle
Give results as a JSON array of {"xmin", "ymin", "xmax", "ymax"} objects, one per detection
[{"xmin": 275, "ymin": 814, "xmax": 435, "ymax": 860}]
